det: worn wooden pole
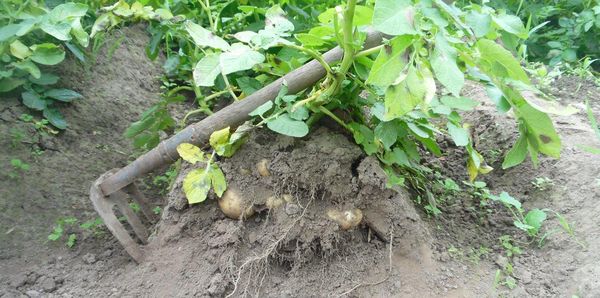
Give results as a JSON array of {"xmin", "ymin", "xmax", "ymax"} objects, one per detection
[{"xmin": 99, "ymin": 30, "xmax": 385, "ymax": 196}]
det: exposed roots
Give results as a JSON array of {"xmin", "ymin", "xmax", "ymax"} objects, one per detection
[
  {"xmin": 226, "ymin": 196, "xmax": 315, "ymax": 298},
  {"xmin": 333, "ymin": 228, "xmax": 394, "ymax": 297}
]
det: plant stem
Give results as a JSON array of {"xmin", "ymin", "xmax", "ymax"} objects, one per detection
[
  {"xmin": 220, "ymin": 72, "xmax": 239, "ymax": 101},
  {"xmin": 166, "ymin": 85, "xmax": 194, "ymax": 97},
  {"xmin": 198, "ymin": 0, "xmax": 215, "ymax": 30},
  {"xmin": 318, "ymin": 106, "xmax": 351, "ymax": 131},
  {"xmin": 338, "ymin": 0, "xmax": 357, "ymax": 79},
  {"xmin": 277, "ymin": 43, "xmax": 334, "ymax": 78},
  {"xmin": 355, "ymin": 44, "xmax": 384, "ymax": 58}
]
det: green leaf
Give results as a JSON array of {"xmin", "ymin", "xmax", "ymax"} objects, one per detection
[
  {"xmin": 431, "ymin": 33, "xmax": 463, "ymax": 96},
  {"xmin": 183, "ymin": 168, "xmax": 211, "ymax": 204},
  {"xmin": 43, "ymin": 108, "xmax": 67, "ymax": 129},
  {"xmin": 249, "ymin": 101, "xmax": 273, "ymax": 117},
  {"xmin": 209, "ymin": 127, "xmax": 231, "ymax": 156},
  {"xmin": 476, "ymin": 39, "xmax": 529, "ymax": 84},
  {"xmin": 177, "ymin": 143, "xmax": 204, "ymax": 164},
  {"xmin": 374, "ymin": 121, "xmax": 398, "ymax": 149},
  {"xmin": 220, "ymin": 44, "xmax": 265, "ymax": 75},
  {"xmin": 349, "ymin": 122, "xmax": 378, "ymax": 155},
  {"xmin": 40, "ymin": 21, "xmax": 72, "ymax": 41},
  {"xmin": 48, "ymin": 3, "xmax": 88, "ymax": 21},
  {"xmin": 502, "ymin": 132, "xmax": 528, "ymax": 169},
  {"xmin": 514, "ymin": 221, "xmax": 534, "ymax": 233},
  {"xmin": 15, "ymin": 19, "xmax": 37, "ymax": 37},
  {"xmin": 209, "ymin": 165, "xmax": 227, "ymax": 197},
  {"xmin": 29, "ymin": 72, "xmax": 59, "ymax": 86},
  {"xmin": 524, "ymin": 209, "xmax": 547, "ymax": 235},
  {"xmin": 185, "ymin": 21, "xmax": 230, "ymax": 51},
  {"xmin": 266, "ymin": 114, "xmax": 309, "ymax": 138},
  {"xmin": 493, "ymin": 13, "xmax": 528, "ymax": 39},
  {"xmin": 10, "ymin": 40, "xmax": 31, "ymax": 59},
  {"xmin": 518, "ymin": 103, "xmax": 561, "ymax": 158},
  {"xmin": 384, "ymin": 66, "xmax": 425, "ymax": 119},
  {"xmin": 318, "ymin": 5, "xmax": 373, "ymax": 26},
  {"xmin": 44, "ymin": 89, "xmax": 83, "ymax": 102},
  {"xmin": 288, "ymin": 106, "xmax": 309, "ymax": 121},
  {"xmin": 586, "ymin": 100, "xmax": 600, "ymax": 140},
  {"xmin": 422, "ymin": 8, "xmax": 448, "ymax": 28},
  {"xmin": 466, "ymin": 11, "xmax": 491, "ymax": 38},
  {"xmin": 265, "ymin": 5, "xmax": 294, "ymax": 36},
  {"xmin": 30, "ymin": 43, "xmax": 66, "ymax": 66},
  {"xmin": 0, "ymin": 78, "xmax": 25, "ymax": 92},
  {"xmin": 447, "ymin": 122, "xmax": 469, "ymax": 146},
  {"xmin": 372, "ymin": 0, "xmax": 416, "ymax": 36},
  {"xmin": 13, "ymin": 60, "xmax": 40, "ymax": 79},
  {"xmin": 366, "ymin": 35, "xmax": 413, "ymax": 87},
  {"xmin": 440, "ymin": 96, "xmax": 479, "ymax": 110},
  {"xmin": 518, "ymin": 89, "xmax": 578, "ymax": 116},
  {"xmin": 193, "ymin": 53, "xmax": 221, "ymax": 87},
  {"xmin": 22, "ymin": 91, "xmax": 47, "ymax": 111},
  {"xmin": 383, "ymin": 147, "xmax": 410, "ymax": 166},
  {"xmin": 491, "ymin": 192, "xmax": 521, "ymax": 210},
  {"xmin": 236, "ymin": 77, "xmax": 262, "ymax": 95},
  {"xmin": 0, "ymin": 24, "xmax": 20, "ymax": 42},
  {"xmin": 70, "ymin": 19, "xmax": 89, "ymax": 47},
  {"xmin": 66, "ymin": 234, "xmax": 76, "ymax": 248}
]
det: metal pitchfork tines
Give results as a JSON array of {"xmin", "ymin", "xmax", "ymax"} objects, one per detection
[
  {"xmin": 90, "ymin": 169, "xmax": 158, "ymax": 263},
  {"xmin": 88, "ymin": 31, "xmax": 385, "ymax": 263}
]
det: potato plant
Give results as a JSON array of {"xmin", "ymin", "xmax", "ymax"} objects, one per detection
[
  {"xmin": 0, "ymin": 1, "xmax": 88, "ymax": 129},
  {"xmin": 144, "ymin": 0, "xmax": 577, "ymax": 214}
]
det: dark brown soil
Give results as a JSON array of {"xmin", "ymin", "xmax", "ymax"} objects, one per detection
[{"xmin": 1, "ymin": 24, "xmax": 599, "ymax": 298}]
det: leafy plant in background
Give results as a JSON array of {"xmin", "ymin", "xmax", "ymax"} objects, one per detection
[
  {"xmin": 0, "ymin": 1, "xmax": 88, "ymax": 129},
  {"xmin": 7, "ymin": 158, "xmax": 30, "ymax": 179},
  {"xmin": 477, "ymin": 0, "xmax": 600, "ymax": 67}
]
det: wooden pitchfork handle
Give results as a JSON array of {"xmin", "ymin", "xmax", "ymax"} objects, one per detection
[{"xmin": 90, "ymin": 30, "xmax": 385, "ymax": 263}]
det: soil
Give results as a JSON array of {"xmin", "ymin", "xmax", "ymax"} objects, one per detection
[{"xmin": 1, "ymin": 25, "xmax": 600, "ymax": 298}]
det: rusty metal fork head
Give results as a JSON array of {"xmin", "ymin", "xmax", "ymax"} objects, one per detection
[{"xmin": 90, "ymin": 169, "xmax": 158, "ymax": 263}]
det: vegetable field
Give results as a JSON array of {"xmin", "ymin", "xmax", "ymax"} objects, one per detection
[{"xmin": 0, "ymin": 0, "xmax": 599, "ymax": 297}]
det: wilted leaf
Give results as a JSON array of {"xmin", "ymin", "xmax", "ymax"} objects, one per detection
[
  {"xmin": 177, "ymin": 143, "xmax": 204, "ymax": 164},
  {"xmin": 209, "ymin": 165, "xmax": 227, "ymax": 197},
  {"xmin": 183, "ymin": 168, "xmax": 211, "ymax": 204}
]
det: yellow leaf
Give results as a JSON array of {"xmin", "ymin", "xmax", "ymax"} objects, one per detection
[
  {"xmin": 183, "ymin": 168, "xmax": 211, "ymax": 204},
  {"xmin": 177, "ymin": 143, "xmax": 204, "ymax": 164}
]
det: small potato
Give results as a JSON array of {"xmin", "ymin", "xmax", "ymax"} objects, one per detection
[
  {"xmin": 327, "ymin": 208, "xmax": 363, "ymax": 230},
  {"xmin": 265, "ymin": 196, "xmax": 284, "ymax": 209},
  {"xmin": 257, "ymin": 159, "xmax": 270, "ymax": 177},
  {"xmin": 218, "ymin": 188, "xmax": 254, "ymax": 220},
  {"xmin": 282, "ymin": 194, "xmax": 294, "ymax": 203}
]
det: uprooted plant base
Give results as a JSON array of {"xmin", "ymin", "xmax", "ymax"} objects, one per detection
[{"xmin": 141, "ymin": 127, "xmax": 436, "ymax": 296}]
